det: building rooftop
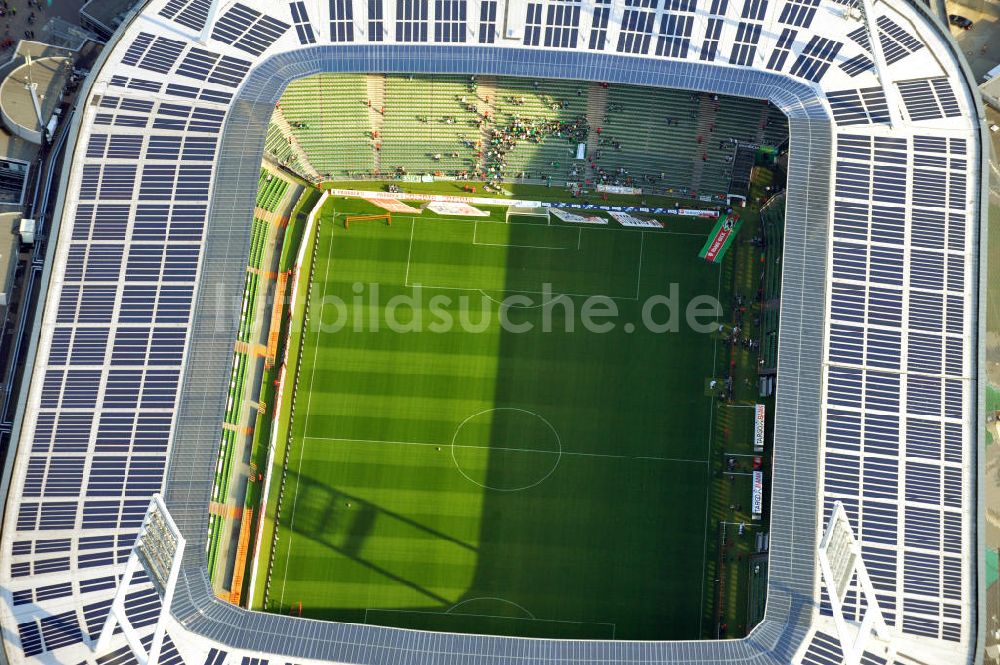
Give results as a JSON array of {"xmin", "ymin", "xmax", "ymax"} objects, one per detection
[
  {"xmin": 0, "ymin": 55, "xmax": 72, "ymax": 138},
  {"xmin": 80, "ymin": 0, "xmax": 142, "ymax": 37}
]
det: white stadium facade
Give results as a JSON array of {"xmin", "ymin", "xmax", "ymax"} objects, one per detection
[{"xmin": 0, "ymin": 0, "xmax": 986, "ymax": 662}]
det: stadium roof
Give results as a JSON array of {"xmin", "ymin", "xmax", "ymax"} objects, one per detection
[{"xmin": 0, "ymin": 0, "xmax": 985, "ymax": 663}]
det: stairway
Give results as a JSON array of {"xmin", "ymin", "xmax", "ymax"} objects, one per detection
[
  {"xmin": 477, "ymin": 76, "xmax": 497, "ymax": 177},
  {"xmin": 690, "ymin": 93, "xmax": 718, "ymax": 194},
  {"xmin": 269, "ymin": 107, "xmax": 322, "ymax": 182},
  {"xmin": 367, "ymin": 73, "xmax": 386, "ymax": 174},
  {"xmin": 585, "ymin": 81, "xmax": 609, "ymax": 161},
  {"xmin": 754, "ymin": 102, "xmax": 770, "ymax": 144}
]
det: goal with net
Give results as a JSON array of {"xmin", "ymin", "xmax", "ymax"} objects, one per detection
[{"xmin": 344, "ymin": 213, "xmax": 392, "ymax": 229}]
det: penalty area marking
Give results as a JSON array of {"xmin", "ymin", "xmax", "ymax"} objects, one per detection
[
  {"xmin": 404, "ymin": 217, "xmax": 641, "ymax": 301},
  {"xmin": 475, "ymin": 289, "xmax": 572, "ymax": 309},
  {"xmin": 472, "ymin": 220, "xmax": 582, "ymax": 251},
  {"xmin": 446, "ymin": 596, "xmax": 535, "ymax": 618}
]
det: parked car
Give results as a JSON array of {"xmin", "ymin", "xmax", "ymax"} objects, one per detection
[{"xmin": 949, "ymin": 14, "xmax": 973, "ymax": 29}]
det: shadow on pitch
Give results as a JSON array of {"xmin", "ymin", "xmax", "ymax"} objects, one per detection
[{"xmin": 282, "ymin": 468, "xmax": 475, "ymax": 605}]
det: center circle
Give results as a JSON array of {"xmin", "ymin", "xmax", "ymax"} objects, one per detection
[{"xmin": 451, "ymin": 408, "xmax": 562, "ymax": 492}]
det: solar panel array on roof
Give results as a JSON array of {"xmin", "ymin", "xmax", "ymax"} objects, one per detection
[
  {"xmin": 655, "ymin": 11, "xmax": 694, "ymax": 57},
  {"xmin": 617, "ymin": 0, "xmax": 656, "ymax": 53},
  {"xmin": 789, "ymin": 35, "xmax": 842, "ymax": 81},
  {"xmin": 211, "ymin": 3, "xmax": 291, "ymax": 55},
  {"xmin": 289, "ymin": 1, "xmax": 316, "ymax": 44},
  {"xmin": 538, "ymin": 2, "xmax": 579, "ymax": 48},
  {"xmin": 730, "ymin": 21, "xmax": 763, "ymax": 66},
  {"xmin": 825, "ymin": 130, "xmax": 968, "ymax": 644},
  {"xmin": 176, "ymin": 47, "xmax": 253, "ymax": 88},
  {"xmin": 897, "ymin": 78, "xmax": 962, "ymax": 121},
  {"xmin": 876, "ymin": 15, "xmax": 924, "ymax": 64},
  {"xmin": 839, "ymin": 52, "xmax": 873, "ymax": 77},
  {"xmin": 160, "ymin": 0, "xmax": 213, "ymax": 31},
  {"xmin": 778, "ymin": 0, "xmax": 820, "ymax": 27},
  {"xmin": 826, "ymin": 87, "xmax": 889, "ymax": 125},
  {"xmin": 121, "ymin": 33, "xmax": 186, "ymax": 74},
  {"xmin": 766, "ymin": 27, "xmax": 797, "ymax": 70}
]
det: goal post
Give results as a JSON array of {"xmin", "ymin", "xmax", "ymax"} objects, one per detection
[
  {"xmin": 344, "ymin": 213, "xmax": 391, "ymax": 229},
  {"xmin": 506, "ymin": 205, "xmax": 550, "ymax": 224}
]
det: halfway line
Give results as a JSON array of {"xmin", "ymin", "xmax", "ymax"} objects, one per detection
[{"xmin": 304, "ymin": 436, "xmax": 708, "ymax": 464}]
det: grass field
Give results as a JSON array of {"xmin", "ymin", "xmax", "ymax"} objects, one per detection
[{"xmin": 264, "ymin": 198, "xmax": 729, "ymax": 640}]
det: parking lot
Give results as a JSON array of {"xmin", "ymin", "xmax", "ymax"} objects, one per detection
[{"xmin": 946, "ymin": 0, "xmax": 1000, "ymax": 79}]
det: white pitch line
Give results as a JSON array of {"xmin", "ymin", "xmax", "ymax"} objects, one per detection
[
  {"xmin": 474, "ymin": 241, "xmax": 570, "ymax": 250},
  {"xmin": 634, "ymin": 232, "xmax": 645, "ymax": 299},
  {"xmin": 364, "ymin": 606, "xmax": 617, "ymax": 630},
  {"xmin": 278, "ymin": 226, "xmax": 336, "ymax": 609},
  {"xmin": 305, "ymin": 435, "xmax": 707, "ymax": 464},
  {"xmin": 404, "ymin": 216, "xmax": 416, "ymax": 286},
  {"xmin": 698, "ymin": 264, "xmax": 723, "ymax": 634},
  {"xmin": 402, "ymin": 281, "xmax": 639, "ymax": 302},
  {"xmin": 473, "ymin": 219, "xmax": 578, "ymax": 250}
]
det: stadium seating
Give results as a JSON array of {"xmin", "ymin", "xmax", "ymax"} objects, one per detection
[
  {"xmin": 276, "ymin": 74, "xmax": 374, "ymax": 178},
  {"xmin": 262, "ymin": 75, "xmax": 787, "ymax": 198},
  {"xmin": 488, "ymin": 76, "xmax": 586, "ymax": 184},
  {"xmin": 207, "ymin": 171, "xmax": 290, "ymax": 580},
  {"xmin": 759, "ymin": 195, "xmax": 785, "ymax": 371},
  {"xmin": 380, "ymin": 74, "xmax": 480, "ymax": 176}
]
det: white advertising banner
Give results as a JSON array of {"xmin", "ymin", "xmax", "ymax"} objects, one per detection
[
  {"xmin": 752, "ymin": 471, "xmax": 763, "ymax": 520},
  {"xmin": 675, "ymin": 207, "xmax": 720, "ymax": 219},
  {"xmin": 549, "ymin": 208, "xmax": 607, "ymax": 225},
  {"xmin": 328, "ymin": 188, "xmax": 543, "ymax": 209},
  {"xmin": 754, "ymin": 404, "xmax": 766, "ymax": 452},
  {"xmin": 608, "ymin": 211, "xmax": 662, "ymax": 228},
  {"xmin": 426, "ymin": 201, "xmax": 490, "ymax": 216},
  {"xmin": 597, "ymin": 184, "xmax": 643, "ymax": 195}
]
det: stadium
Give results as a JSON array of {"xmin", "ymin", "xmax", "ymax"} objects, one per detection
[{"xmin": 0, "ymin": 0, "xmax": 986, "ymax": 662}]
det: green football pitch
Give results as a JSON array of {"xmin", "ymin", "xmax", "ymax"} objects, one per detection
[{"xmin": 266, "ymin": 202, "xmax": 726, "ymax": 640}]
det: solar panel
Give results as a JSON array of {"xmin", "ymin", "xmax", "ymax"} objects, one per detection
[
  {"xmin": 541, "ymin": 3, "xmax": 578, "ymax": 48},
  {"xmin": 121, "ymin": 33, "xmax": 186, "ymax": 74},
  {"xmin": 700, "ymin": 17, "xmax": 723, "ymax": 60},
  {"xmin": 617, "ymin": 5, "xmax": 656, "ymax": 53},
  {"xmin": 839, "ymin": 53, "xmax": 873, "ymax": 77},
  {"xmin": 789, "ymin": 35, "xmax": 842, "ymax": 81},
  {"xmin": 176, "ymin": 48, "xmax": 253, "ymax": 88},
  {"xmin": 897, "ymin": 78, "xmax": 962, "ymax": 121},
  {"xmin": 741, "ymin": 0, "xmax": 768, "ymax": 19},
  {"xmin": 827, "ymin": 89, "xmax": 867, "ymax": 126},
  {"xmin": 160, "ymin": 0, "xmax": 213, "ymax": 31},
  {"xmin": 729, "ymin": 22, "xmax": 762, "ymax": 66},
  {"xmin": 290, "ymin": 1, "xmax": 317, "ymax": 43},
  {"xmin": 766, "ymin": 27, "xmax": 796, "ymax": 70},
  {"xmin": 777, "ymin": 0, "xmax": 819, "ymax": 27},
  {"xmin": 876, "ymin": 15, "xmax": 923, "ymax": 65},
  {"xmin": 212, "ymin": 3, "xmax": 291, "ymax": 55},
  {"xmin": 481, "ymin": 0, "xmax": 499, "ymax": 43},
  {"xmin": 18, "ymin": 621, "xmax": 42, "ymax": 657}
]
